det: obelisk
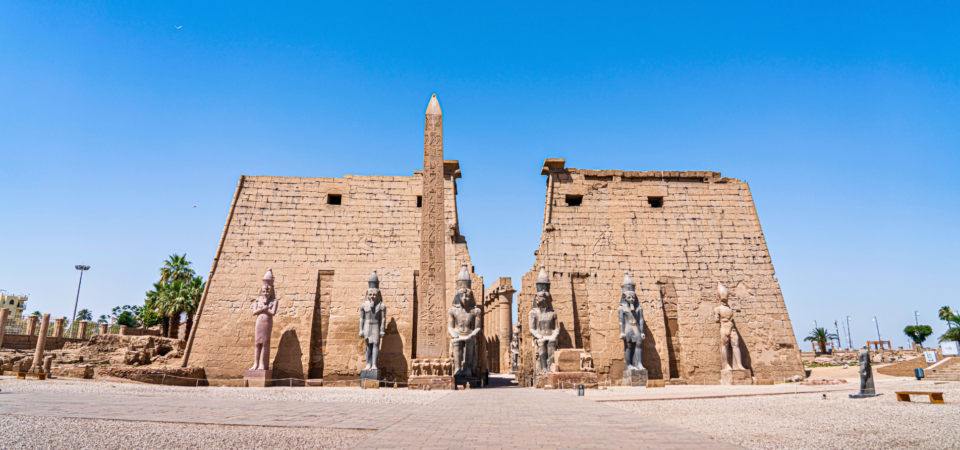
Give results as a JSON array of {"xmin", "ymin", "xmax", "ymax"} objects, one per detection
[{"xmin": 417, "ymin": 94, "xmax": 446, "ymax": 359}]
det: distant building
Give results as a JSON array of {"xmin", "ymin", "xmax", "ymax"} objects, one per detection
[{"xmin": 1, "ymin": 293, "xmax": 28, "ymax": 317}]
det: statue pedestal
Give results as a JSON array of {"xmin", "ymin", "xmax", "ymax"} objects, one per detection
[
  {"xmin": 243, "ymin": 369, "xmax": 272, "ymax": 387},
  {"xmin": 720, "ymin": 369, "xmax": 753, "ymax": 386},
  {"xmin": 622, "ymin": 368, "xmax": 648, "ymax": 387},
  {"xmin": 536, "ymin": 371, "xmax": 598, "ymax": 389},
  {"xmin": 360, "ymin": 369, "xmax": 380, "ymax": 389},
  {"xmin": 407, "ymin": 376, "xmax": 455, "ymax": 390}
]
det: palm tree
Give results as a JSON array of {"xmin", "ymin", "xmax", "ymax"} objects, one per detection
[
  {"xmin": 182, "ymin": 276, "xmax": 205, "ymax": 338},
  {"xmin": 159, "ymin": 279, "xmax": 194, "ymax": 339},
  {"xmin": 97, "ymin": 315, "xmax": 108, "ymax": 324},
  {"xmin": 160, "ymin": 254, "xmax": 195, "ymax": 284},
  {"xmin": 804, "ymin": 327, "xmax": 839, "ymax": 353},
  {"xmin": 145, "ymin": 281, "xmax": 170, "ymax": 337},
  {"xmin": 76, "ymin": 309, "xmax": 93, "ymax": 321},
  {"xmin": 939, "ymin": 314, "xmax": 960, "ymax": 343},
  {"xmin": 940, "ymin": 306, "xmax": 954, "ymax": 329}
]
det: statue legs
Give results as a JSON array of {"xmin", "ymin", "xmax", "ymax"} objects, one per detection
[
  {"xmin": 365, "ymin": 342, "xmax": 379, "ymax": 370},
  {"xmin": 452, "ymin": 338, "xmax": 475, "ymax": 377},
  {"xmin": 538, "ymin": 339, "xmax": 557, "ymax": 373},
  {"xmin": 625, "ymin": 341, "xmax": 643, "ymax": 371},
  {"xmin": 721, "ymin": 325, "xmax": 746, "ymax": 371},
  {"xmin": 451, "ymin": 340, "xmax": 464, "ymax": 374},
  {"xmin": 251, "ymin": 343, "xmax": 269, "ymax": 371}
]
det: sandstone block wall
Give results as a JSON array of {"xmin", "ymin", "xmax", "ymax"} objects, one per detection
[
  {"xmin": 518, "ymin": 161, "xmax": 804, "ymax": 385},
  {"xmin": 191, "ymin": 170, "xmax": 483, "ymax": 381}
]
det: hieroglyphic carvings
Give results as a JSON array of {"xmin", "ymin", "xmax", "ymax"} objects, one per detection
[{"xmin": 417, "ymin": 94, "xmax": 446, "ymax": 358}]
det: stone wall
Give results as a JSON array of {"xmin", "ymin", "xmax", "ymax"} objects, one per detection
[
  {"xmin": 518, "ymin": 160, "xmax": 804, "ymax": 385},
  {"xmin": 191, "ymin": 169, "xmax": 483, "ymax": 381}
]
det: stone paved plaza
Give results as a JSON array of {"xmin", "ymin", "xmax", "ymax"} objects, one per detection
[
  {"xmin": 0, "ymin": 375, "xmax": 737, "ymax": 449},
  {"xmin": 3, "ymin": 374, "xmax": 957, "ymax": 449}
]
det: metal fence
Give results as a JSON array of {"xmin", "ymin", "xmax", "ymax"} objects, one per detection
[
  {"xmin": 4, "ymin": 316, "xmax": 29, "ymax": 335},
  {"xmin": 3, "ymin": 316, "xmax": 117, "ymax": 339}
]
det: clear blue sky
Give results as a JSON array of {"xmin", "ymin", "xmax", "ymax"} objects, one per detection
[{"xmin": 2, "ymin": 2, "xmax": 958, "ymax": 348}]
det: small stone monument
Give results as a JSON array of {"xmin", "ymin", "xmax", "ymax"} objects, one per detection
[
  {"xmin": 619, "ymin": 273, "xmax": 648, "ymax": 386},
  {"xmin": 849, "ymin": 345, "xmax": 879, "ymax": 398},
  {"xmin": 714, "ymin": 280, "xmax": 752, "ymax": 385},
  {"xmin": 244, "ymin": 269, "xmax": 278, "ymax": 387},
  {"xmin": 529, "ymin": 266, "xmax": 559, "ymax": 381},
  {"xmin": 448, "ymin": 263, "xmax": 481, "ymax": 384},
  {"xmin": 359, "ymin": 270, "xmax": 386, "ymax": 389}
]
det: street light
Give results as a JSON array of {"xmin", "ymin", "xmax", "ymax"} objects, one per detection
[
  {"xmin": 834, "ymin": 320, "xmax": 842, "ymax": 351},
  {"xmin": 72, "ymin": 265, "xmax": 90, "ymax": 325},
  {"xmin": 915, "ymin": 310, "xmax": 920, "ymax": 327},
  {"xmin": 846, "ymin": 316, "xmax": 853, "ymax": 349}
]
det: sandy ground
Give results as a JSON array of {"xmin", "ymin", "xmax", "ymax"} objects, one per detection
[
  {"xmin": 0, "ymin": 414, "xmax": 373, "ymax": 450},
  {"xmin": 612, "ymin": 379, "xmax": 959, "ymax": 450}
]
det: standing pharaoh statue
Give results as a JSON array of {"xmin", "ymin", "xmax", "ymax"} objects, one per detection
[
  {"xmin": 618, "ymin": 273, "xmax": 646, "ymax": 372},
  {"xmin": 713, "ymin": 280, "xmax": 746, "ymax": 371},
  {"xmin": 448, "ymin": 263, "xmax": 481, "ymax": 378},
  {"xmin": 510, "ymin": 322, "xmax": 520, "ymax": 373},
  {"xmin": 528, "ymin": 266, "xmax": 559, "ymax": 375},
  {"xmin": 359, "ymin": 271, "xmax": 387, "ymax": 371},
  {"xmin": 250, "ymin": 269, "xmax": 279, "ymax": 371},
  {"xmin": 714, "ymin": 280, "xmax": 753, "ymax": 385},
  {"xmin": 850, "ymin": 345, "xmax": 878, "ymax": 398}
]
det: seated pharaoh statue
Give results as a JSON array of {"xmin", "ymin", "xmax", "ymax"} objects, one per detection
[
  {"xmin": 448, "ymin": 263, "xmax": 481, "ymax": 378},
  {"xmin": 528, "ymin": 266, "xmax": 559, "ymax": 374}
]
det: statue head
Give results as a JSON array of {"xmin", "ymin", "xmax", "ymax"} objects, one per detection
[
  {"xmin": 260, "ymin": 268, "xmax": 275, "ymax": 300},
  {"xmin": 621, "ymin": 273, "xmax": 639, "ymax": 312},
  {"xmin": 716, "ymin": 280, "xmax": 729, "ymax": 304},
  {"xmin": 365, "ymin": 270, "xmax": 382, "ymax": 304},
  {"xmin": 453, "ymin": 263, "xmax": 475, "ymax": 308},
  {"xmin": 535, "ymin": 265, "xmax": 550, "ymax": 293}
]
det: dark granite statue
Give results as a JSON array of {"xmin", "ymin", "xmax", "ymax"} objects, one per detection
[
  {"xmin": 359, "ymin": 271, "xmax": 386, "ymax": 371},
  {"xmin": 528, "ymin": 266, "xmax": 559, "ymax": 374},
  {"xmin": 448, "ymin": 264, "xmax": 480, "ymax": 378},
  {"xmin": 618, "ymin": 273, "xmax": 646, "ymax": 371},
  {"xmin": 850, "ymin": 345, "xmax": 878, "ymax": 398}
]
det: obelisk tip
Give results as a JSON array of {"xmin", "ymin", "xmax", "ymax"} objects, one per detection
[{"xmin": 426, "ymin": 94, "xmax": 442, "ymax": 115}]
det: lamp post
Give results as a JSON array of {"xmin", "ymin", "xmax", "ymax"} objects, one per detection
[
  {"xmin": 872, "ymin": 316, "xmax": 882, "ymax": 342},
  {"xmin": 834, "ymin": 320, "xmax": 842, "ymax": 351},
  {"xmin": 72, "ymin": 265, "xmax": 90, "ymax": 325},
  {"xmin": 846, "ymin": 316, "xmax": 853, "ymax": 349},
  {"xmin": 915, "ymin": 310, "xmax": 920, "ymax": 327}
]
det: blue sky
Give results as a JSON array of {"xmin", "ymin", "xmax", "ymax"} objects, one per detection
[{"xmin": 2, "ymin": 2, "xmax": 958, "ymax": 348}]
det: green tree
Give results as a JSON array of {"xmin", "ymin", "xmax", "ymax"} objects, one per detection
[
  {"xmin": 804, "ymin": 327, "xmax": 838, "ymax": 353},
  {"xmin": 904, "ymin": 325, "xmax": 933, "ymax": 346},
  {"xmin": 939, "ymin": 314, "xmax": 960, "ymax": 343},
  {"xmin": 76, "ymin": 309, "xmax": 93, "ymax": 321},
  {"xmin": 940, "ymin": 306, "xmax": 954, "ymax": 328},
  {"xmin": 159, "ymin": 279, "xmax": 193, "ymax": 339},
  {"xmin": 30, "ymin": 311, "xmax": 41, "ymax": 316},
  {"xmin": 97, "ymin": 315, "xmax": 108, "ymax": 324},
  {"xmin": 160, "ymin": 254, "xmax": 195, "ymax": 284}
]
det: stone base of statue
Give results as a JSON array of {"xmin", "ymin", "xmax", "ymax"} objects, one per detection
[
  {"xmin": 623, "ymin": 368, "xmax": 649, "ymax": 387},
  {"xmin": 849, "ymin": 380, "xmax": 878, "ymax": 398},
  {"xmin": 536, "ymin": 372, "xmax": 598, "ymax": 389},
  {"xmin": 407, "ymin": 376, "xmax": 455, "ymax": 390},
  {"xmin": 360, "ymin": 369, "xmax": 380, "ymax": 389},
  {"xmin": 243, "ymin": 369, "xmax": 272, "ymax": 387},
  {"xmin": 720, "ymin": 369, "xmax": 753, "ymax": 386}
]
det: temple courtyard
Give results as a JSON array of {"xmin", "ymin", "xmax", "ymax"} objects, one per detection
[{"xmin": 1, "ymin": 373, "xmax": 956, "ymax": 450}]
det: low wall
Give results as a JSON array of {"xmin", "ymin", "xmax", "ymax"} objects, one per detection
[
  {"xmin": 119, "ymin": 327, "xmax": 161, "ymax": 337},
  {"xmin": 0, "ymin": 334, "xmax": 84, "ymax": 351}
]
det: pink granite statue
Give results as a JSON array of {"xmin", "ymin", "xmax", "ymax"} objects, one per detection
[{"xmin": 250, "ymin": 269, "xmax": 279, "ymax": 371}]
